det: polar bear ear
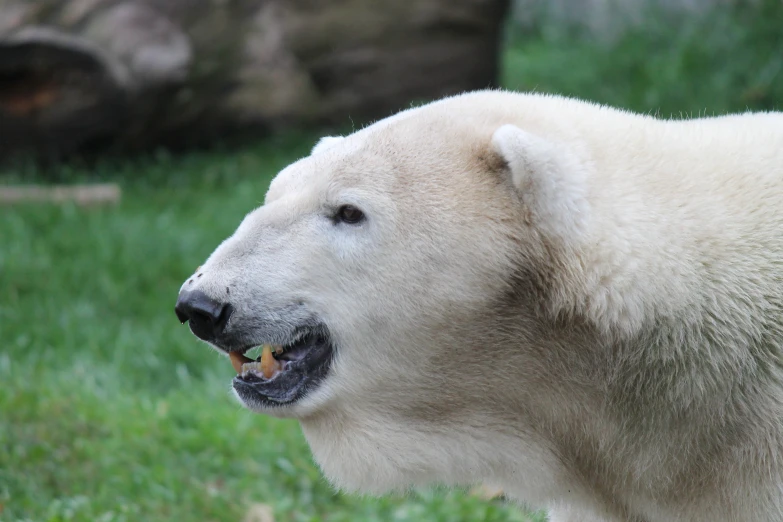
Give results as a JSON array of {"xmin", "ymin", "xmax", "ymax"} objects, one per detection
[
  {"xmin": 311, "ymin": 135, "xmax": 345, "ymax": 155},
  {"xmin": 491, "ymin": 124, "xmax": 590, "ymax": 244}
]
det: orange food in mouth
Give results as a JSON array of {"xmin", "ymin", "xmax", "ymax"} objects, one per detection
[{"xmin": 229, "ymin": 345, "xmax": 284, "ymax": 379}]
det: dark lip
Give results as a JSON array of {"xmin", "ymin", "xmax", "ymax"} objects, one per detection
[{"xmin": 227, "ymin": 329, "xmax": 334, "ymax": 407}]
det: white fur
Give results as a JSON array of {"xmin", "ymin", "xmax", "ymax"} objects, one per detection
[
  {"xmin": 491, "ymin": 124, "xmax": 591, "ymax": 245},
  {"xmin": 183, "ymin": 90, "xmax": 783, "ymax": 521},
  {"xmin": 311, "ymin": 135, "xmax": 345, "ymax": 155}
]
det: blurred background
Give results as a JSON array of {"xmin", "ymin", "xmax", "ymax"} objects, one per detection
[{"xmin": 1, "ymin": 1, "xmax": 781, "ymax": 521}]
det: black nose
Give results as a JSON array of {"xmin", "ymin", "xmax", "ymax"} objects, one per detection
[{"xmin": 175, "ymin": 290, "xmax": 231, "ymax": 342}]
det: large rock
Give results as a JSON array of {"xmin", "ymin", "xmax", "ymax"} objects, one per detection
[{"xmin": 0, "ymin": 0, "xmax": 510, "ymax": 158}]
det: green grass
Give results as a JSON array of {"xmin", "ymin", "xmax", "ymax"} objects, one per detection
[
  {"xmin": 502, "ymin": 0, "xmax": 783, "ymax": 116},
  {"xmin": 3, "ymin": 3, "xmax": 782, "ymax": 520},
  {"xmin": 0, "ymin": 136, "xmax": 540, "ymax": 522}
]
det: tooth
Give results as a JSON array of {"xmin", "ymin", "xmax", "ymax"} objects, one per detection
[
  {"xmin": 241, "ymin": 361, "xmax": 263, "ymax": 373},
  {"xmin": 229, "ymin": 351, "xmax": 253, "ymax": 374},
  {"xmin": 274, "ymin": 345, "xmax": 284, "ymax": 355},
  {"xmin": 261, "ymin": 344, "xmax": 283, "ymax": 379}
]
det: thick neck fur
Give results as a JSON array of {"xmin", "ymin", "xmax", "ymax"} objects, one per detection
[{"xmin": 302, "ymin": 293, "xmax": 783, "ymax": 519}]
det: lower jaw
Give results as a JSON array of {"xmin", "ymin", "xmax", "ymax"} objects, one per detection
[
  {"xmin": 230, "ymin": 370, "xmax": 305, "ymax": 406},
  {"xmin": 232, "ymin": 377, "xmax": 296, "ymax": 409},
  {"xmin": 229, "ymin": 345, "xmax": 334, "ymax": 409}
]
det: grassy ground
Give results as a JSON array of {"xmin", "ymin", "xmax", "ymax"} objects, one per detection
[{"xmin": 3, "ymin": 3, "xmax": 782, "ymax": 521}]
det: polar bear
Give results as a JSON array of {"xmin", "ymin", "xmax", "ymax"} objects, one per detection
[{"xmin": 174, "ymin": 90, "xmax": 783, "ymax": 522}]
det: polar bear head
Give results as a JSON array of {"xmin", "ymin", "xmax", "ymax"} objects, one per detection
[{"xmin": 174, "ymin": 91, "xmax": 594, "ymax": 493}]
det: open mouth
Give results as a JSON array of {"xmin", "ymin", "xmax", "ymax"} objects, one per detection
[{"xmin": 227, "ymin": 329, "xmax": 333, "ymax": 407}]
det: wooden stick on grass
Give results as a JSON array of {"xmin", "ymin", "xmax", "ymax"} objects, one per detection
[{"xmin": 0, "ymin": 184, "xmax": 121, "ymax": 206}]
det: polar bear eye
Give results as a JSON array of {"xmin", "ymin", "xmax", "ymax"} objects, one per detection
[{"xmin": 335, "ymin": 205, "xmax": 365, "ymax": 225}]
